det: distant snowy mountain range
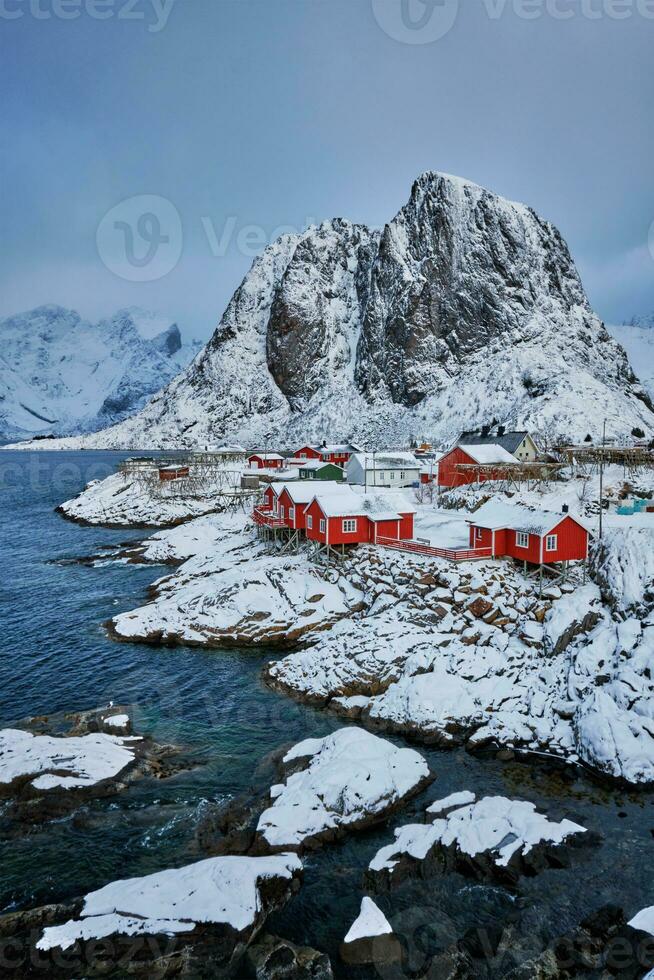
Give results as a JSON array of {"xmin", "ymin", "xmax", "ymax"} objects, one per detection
[
  {"xmin": 608, "ymin": 315, "xmax": 654, "ymax": 402},
  {"xmin": 0, "ymin": 306, "xmax": 201, "ymax": 442},
  {"xmin": 5, "ymin": 173, "xmax": 654, "ymax": 451}
]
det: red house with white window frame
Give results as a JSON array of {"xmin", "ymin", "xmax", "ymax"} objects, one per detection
[
  {"xmin": 303, "ymin": 492, "xmax": 416, "ymax": 548},
  {"xmin": 437, "ymin": 444, "xmax": 519, "ymax": 488},
  {"xmin": 467, "ymin": 502, "xmax": 590, "ymax": 565},
  {"xmin": 248, "ymin": 453, "xmax": 285, "ymax": 470},
  {"xmin": 294, "ymin": 444, "xmax": 358, "ymax": 468},
  {"xmin": 277, "ymin": 483, "xmax": 352, "ymax": 531}
]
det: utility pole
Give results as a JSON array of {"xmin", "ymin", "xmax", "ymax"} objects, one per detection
[{"xmin": 599, "ymin": 418, "xmax": 606, "ymax": 541}]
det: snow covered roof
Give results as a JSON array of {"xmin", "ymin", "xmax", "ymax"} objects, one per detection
[
  {"xmin": 249, "ymin": 452, "xmax": 284, "ymax": 460},
  {"xmin": 458, "ymin": 444, "xmax": 519, "ymax": 465},
  {"xmin": 359, "ymin": 490, "xmax": 417, "ymax": 516},
  {"xmin": 297, "ymin": 458, "xmax": 342, "ymax": 471},
  {"xmin": 306, "ymin": 488, "xmax": 416, "ymax": 519},
  {"xmin": 278, "ymin": 481, "xmax": 350, "ymax": 505},
  {"xmin": 468, "ymin": 500, "xmax": 590, "ymax": 536},
  {"xmin": 457, "ymin": 430, "xmax": 533, "ymax": 455},
  {"xmin": 314, "ymin": 443, "xmax": 360, "ymax": 453},
  {"xmin": 306, "ymin": 489, "xmax": 366, "ymax": 518}
]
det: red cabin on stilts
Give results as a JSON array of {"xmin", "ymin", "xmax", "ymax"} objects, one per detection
[{"xmin": 467, "ymin": 502, "xmax": 590, "ymax": 565}]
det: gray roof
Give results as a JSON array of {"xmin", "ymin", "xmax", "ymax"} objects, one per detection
[{"xmin": 456, "ymin": 430, "xmax": 532, "ymax": 455}]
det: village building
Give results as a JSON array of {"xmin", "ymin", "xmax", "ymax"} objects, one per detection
[
  {"xmin": 298, "ymin": 460, "xmax": 346, "ymax": 482},
  {"xmin": 247, "ymin": 453, "xmax": 285, "ymax": 470},
  {"xmin": 437, "ymin": 444, "xmax": 519, "ymax": 488},
  {"xmin": 466, "ymin": 501, "xmax": 590, "ymax": 565},
  {"xmin": 158, "ymin": 465, "xmax": 190, "ymax": 481},
  {"xmin": 295, "ymin": 442, "xmax": 360, "ymax": 467},
  {"xmin": 457, "ymin": 430, "xmax": 539, "ymax": 462},
  {"xmin": 346, "ymin": 452, "xmax": 421, "ymax": 488},
  {"xmin": 303, "ymin": 489, "xmax": 416, "ymax": 551}
]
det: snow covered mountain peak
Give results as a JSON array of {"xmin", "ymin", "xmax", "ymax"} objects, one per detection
[
  {"xmin": 13, "ymin": 174, "xmax": 654, "ymax": 450},
  {"xmin": 0, "ymin": 305, "xmax": 200, "ymax": 441}
]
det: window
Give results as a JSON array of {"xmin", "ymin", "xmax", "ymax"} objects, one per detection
[
  {"xmin": 300, "ymin": 452, "xmax": 307, "ymax": 459},
  {"xmin": 342, "ymin": 519, "xmax": 358, "ymax": 534},
  {"xmin": 280, "ymin": 505, "xmax": 285, "ymax": 519},
  {"xmin": 307, "ymin": 515, "xmax": 313, "ymax": 530},
  {"xmin": 545, "ymin": 534, "xmax": 558, "ymax": 552},
  {"xmin": 289, "ymin": 507, "xmax": 295, "ymax": 522},
  {"xmin": 475, "ymin": 527, "xmax": 483, "ymax": 542},
  {"xmin": 516, "ymin": 531, "xmax": 529, "ymax": 549},
  {"xmin": 320, "ymin": 518, "xmax": 326, "ymax": 533},
  {"xmin": 400, "ymin": 470, "xmax": 405, "ymax": 480},
  {"xmin": 378, "ymin": 471, "xmax": 385, "ymax": 481},
  {"xmin": 390, "ymin": 471, "xmax": 396, "ymax": 480}
]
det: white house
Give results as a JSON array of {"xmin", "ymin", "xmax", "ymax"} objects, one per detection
[{"xmin": 346, "ymin": 452, "xmax": 421, "ymax": 488}]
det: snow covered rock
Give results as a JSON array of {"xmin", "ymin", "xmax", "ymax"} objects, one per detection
[
  {"xmin": 0, "ymin": 305, "xmax": 200, "ymax": 441},
  {"xmin": 30, "ymin": 173, "xmax": 654, "ymax": 452},
  {"xmin": 255, "ymin": 727, "xmax": 431, "ymax": 851},
  {"xmin": 628, "ymin": 906, "xmax": 654, "ymax": 938},
  {"xmin": 37, "ymin": 854, "xmax": 303, "ymax": 976},
  {"xmin": 591, "ymin": 527, "xmax": 654, "ymax": 616},
  {"xmin": 0, "ymin": 728, "xmax": 138, "ymax": 792},
  {"xmin": 340, "ymin": 897, "xmax": 400, "ymax": 967},
  {"xmin": 367, "ymin": 794, "xmax": 587, "ymax": 888},
  {"xmin": 542, "ymin": 584, "xmax": 602, "ymax": 655},
  {"xmin": 574, "ymin": 690, "xmax": 654, "ymax": 785},
  {"xmin": 58, "ymin": 471, "xmax": 224, "ymax": 528},
  {"xmin": 110, "ymin": 553, "xmax": 361, "ymax": 648}
]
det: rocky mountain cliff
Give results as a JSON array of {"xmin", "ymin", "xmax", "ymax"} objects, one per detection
[
  {"xmin": 0, "ymin": 306, "xmax": 201, "ymax": 442},
  {"xmin": 18, "ymin": 173, "xmax": 654, "ymax": 450}
]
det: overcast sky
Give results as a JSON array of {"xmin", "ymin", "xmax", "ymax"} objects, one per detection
[{"xmin": 1, "ymin": 0, "xmax": 653, "ymax": 340}]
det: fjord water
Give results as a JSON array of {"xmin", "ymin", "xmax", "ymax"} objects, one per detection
[{"xmin": 1, "ymin": 452, "xmax": 653, "ymax": 975}]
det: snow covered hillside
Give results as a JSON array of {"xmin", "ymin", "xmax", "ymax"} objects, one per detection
[
  {"xmin": 608, "ymin": 314, "xmax": 654, "ymax": 402},
  {"xmin": 0, "ymin": 305, "xmax": 201, "ymax": 442},
  {"xmin": 15, "ymin": 174, "xmax": 654, "ymax": 450}
]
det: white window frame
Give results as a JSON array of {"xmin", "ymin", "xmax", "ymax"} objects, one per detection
[
  {"xmin": 320, "ymin": 518, "xmax": 326, "ymax": 533},
  {"xmin": 545, "ymin": 534, "xmax": 558, "ymax": 552},
  {"xmin": 306, "ymin": 515, "xmax": 313, "ymax": 530},
  {"xmin": 475, "ymin": 527, "xmax": 483, "ymax": 542},
  {"xmin": 289, "ymin": 507, "xmax": 295, "ymax": 523},
  {"xmin": 280, "ymin": 505, "xmax": 285, "ymax": 519},
  {"xmin": 300, "ymin": 452, "xmax": 307, "ymax": 459},
  {"xmin": 516, "ymin": 531, "xmax": 529, "ymax": 549},
  {"xmin": 342, "ymin": 519, "xmax": 358, "ymax": 534}
]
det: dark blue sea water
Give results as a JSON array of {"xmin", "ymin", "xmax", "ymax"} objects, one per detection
[{"xmin": 1, "ymin": 451, "xmax": 653, "ymax": 976}]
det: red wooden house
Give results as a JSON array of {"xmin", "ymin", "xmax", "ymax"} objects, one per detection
[
  {"xmin": 437, "ymin": 444, "xmax": 518, "ymax": 488},
  {"xmin": 248, "ymin": 453, "xmax": 285, "ymax": 470},
  {"xmin": 295, "ymin": 443, "xmax": 359, "ymax": 468},
  {"xmin": 303, "ymin": 490, "xmax": 416, "ymax": 548},
  {"xmin": 277, "ymin": 482, "xmax": 351, "ymax": 531},
  {"xmin": 158, "ymin": 465, "xmax": 190, "ymax": 481},
  {"xmin": 467, "ymin": 502, "xmax": 590, "ymax": 565}
]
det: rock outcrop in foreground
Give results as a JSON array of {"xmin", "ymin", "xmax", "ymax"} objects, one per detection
[{"xmin": 33, "ymin": 172, "xmax": 654, "ymax": 450}]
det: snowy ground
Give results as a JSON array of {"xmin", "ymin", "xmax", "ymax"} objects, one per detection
[{"xmin": 58, "ymin": 471, "xmax": 236, "ymax": 528}]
